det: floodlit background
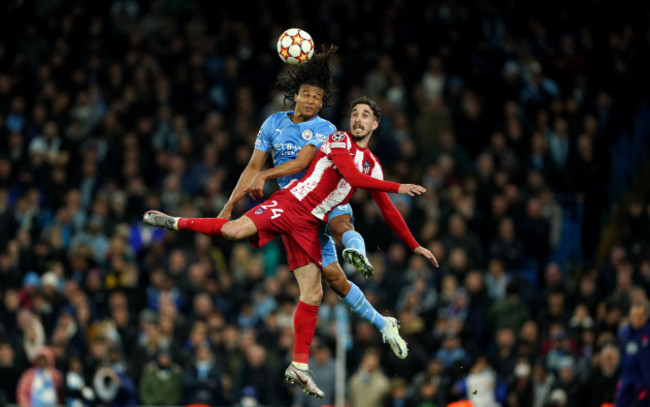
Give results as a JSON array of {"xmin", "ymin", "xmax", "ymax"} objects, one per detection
[{"xmin": 0, "ymin": 0, "xmax": 649, "ymax": 406}]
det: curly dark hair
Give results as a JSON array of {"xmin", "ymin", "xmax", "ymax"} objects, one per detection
[
  {"xmin": 276, "ymin": 45, "xmax": 337, "ymax": 108},
  {"xmin": 351, "ymin": 96, "xmax": 382, "ymax": 122}
]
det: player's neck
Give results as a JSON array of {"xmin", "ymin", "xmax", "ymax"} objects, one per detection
[
  {"xmin": 351, "ymin": 133, "xmax": 372, "ymax": 148},
  {"xmin": 289, "ymin": 111, "xmax": 316, "ymax": 124}
]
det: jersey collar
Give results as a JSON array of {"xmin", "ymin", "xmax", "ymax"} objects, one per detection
[{"xmin": 285, "ymin": 111, "xmax": 320, "ymax": 125}]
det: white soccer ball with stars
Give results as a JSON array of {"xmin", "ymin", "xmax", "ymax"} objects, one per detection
[{"xmin": 277, "ymin": 28, "xmax": 315, "ymax": 65}]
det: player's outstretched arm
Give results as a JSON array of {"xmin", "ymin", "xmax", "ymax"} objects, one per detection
[
  {"xmin": 218, "ymin": 149, "xmax": 269, "ymax": 219},
  {"xmin": 245, "ymin": 145, "xmax": 319, "ymax": 199},
  {"xmin": 370, "ymin": 190, "xmax": 439, "ymax": 267}
]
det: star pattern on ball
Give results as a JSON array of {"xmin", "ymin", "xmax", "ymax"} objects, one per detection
[
  {"xmin": 291, "ymin": 33, "xmax": 304, "ymax": 45},
  {"xmin": 277, "ymin": 29, "xmax": 314, "ymax": 65}
]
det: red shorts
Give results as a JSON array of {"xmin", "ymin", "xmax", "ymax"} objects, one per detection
[{"xmin": 244, "ymin": 189, "xmax": 322, "ymax": 271}]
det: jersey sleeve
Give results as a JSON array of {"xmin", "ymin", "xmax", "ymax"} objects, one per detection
[
  {"xmin": 370, "ymin": 190, "xmax": 420, "ymax": 250},
  {"xmin": 254, "ymin": 115, "xmax": 274, "ymax": 153}
]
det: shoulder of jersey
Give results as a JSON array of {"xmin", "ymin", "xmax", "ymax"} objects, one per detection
[
  {"xmin": 330, "ymin": 131, "xmax": 349, "ymax": 142},
  {"xmin": 318, "ymin": 117, "xmax": 336, "ymax": 127},
  {"xmin": 268, "ymin": 111, "xmax": 288, "ymax": 121},
  {"xmin": 313, "ymin": 120, "xmax": 336, "ymax": 141}
]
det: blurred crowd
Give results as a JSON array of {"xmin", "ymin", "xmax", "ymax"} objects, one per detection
[{"xmin": 1, "ymin": 0, "xmax": 650, "ymax": 406}]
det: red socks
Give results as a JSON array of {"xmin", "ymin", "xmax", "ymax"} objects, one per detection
[
  {"xmin": 293, "ymin": 301, "xmax": 319, "ymax": 364},
  {"xmin": 177, "ymin": 217, "xmax": 227, "ymax": 236}
]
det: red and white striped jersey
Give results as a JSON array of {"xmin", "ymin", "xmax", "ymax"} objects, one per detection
[{"xmin": 288, "ymin": 131, "xmax": 385, "ymax": 220}]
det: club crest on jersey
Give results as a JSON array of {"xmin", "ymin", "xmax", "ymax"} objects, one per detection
[
  {"xmin": 302, "ymin": 129, "xmax": 313, "ymax": 140},
  {"xmin": 331, "ymin": 132, "xmax": 346, "ymax": 142},
  {"xmin": 254, "ymin": 208, "xmax": 266, "ymax": 215},
  {"xmin": 642, "ymin": 334, "xmax": 649, "ymax": 347},
  {"xmin": 363, "ymin": 160, "xmax": 371, "ymax": 174}
]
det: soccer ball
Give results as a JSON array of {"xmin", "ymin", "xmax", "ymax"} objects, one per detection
[{"xmin": 276, "ymin": 28, "xmax": 315, "ymax": 65}]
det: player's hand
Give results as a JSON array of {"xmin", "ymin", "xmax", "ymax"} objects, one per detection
[
  {"xmin": 398, "ymin": 184, "xmax": 426, "ymax": 196},
  {"xmin": 414, "ymin": 246, "xmax": 439, "ymax": 267},
  {"xmin": 244, "ymin": 172, "xmax": 267, "ymax": 199}
]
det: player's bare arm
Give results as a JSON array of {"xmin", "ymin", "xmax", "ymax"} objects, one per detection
[
  {"xmin": 245, "ymin": 145, "xmax": 319, "ymax": 199},
  {"xmin": 218, "ymin": 148, "xmax": 269, "ymax": 219}
]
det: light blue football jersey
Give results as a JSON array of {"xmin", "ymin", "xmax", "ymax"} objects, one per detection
[{"xmin": 254, "ymin": 111, "xmax": 336, "ymax": 189}]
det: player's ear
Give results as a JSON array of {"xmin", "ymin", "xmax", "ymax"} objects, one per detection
[{"xmin": 371, "ymin": 120, "xmax": 379, "ymax": 131}]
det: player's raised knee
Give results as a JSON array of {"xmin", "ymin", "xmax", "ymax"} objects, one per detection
[
  {"xmin": 221, "ymin": 221, "xmax": 242, "ymax": 240},
  {"xmin": 221, "ymin": 218, "xmax": 257, "ymax": 240}
]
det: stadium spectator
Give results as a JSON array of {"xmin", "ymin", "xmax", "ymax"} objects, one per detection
[
  {"xmin": 508, "ymin": 357, "xmax": 534, "ymax": 407},
  {"xmin": 234, "ymin": 343, "xmax": 279, "ymax": 406},
  {"xmin": 616, "ymin": 300, "xmax": 650, "ymax": 407},
  {"xmin": 138, "ymin": 350, "xmax": 183, "ymax": 406},
  {"xmin": 488, "ymin": 328, "xmax": 517, "ymax": 381},
  {"xmin": 583, "ymin": 344, "xmax": 619, "ymax": 407},
  {"xmin": 458, "ymin": 356, "xmax": 506, "ymax": 407},
  {"xmin": 92, "ymin": 365, "xmax": 137, "ymax": 407},
  {"xmin": 63, "ymin": 355, "xmax": 92, "ymax": 407},
  {"xmin": 532, "ymin": 361, "xmax": 555, "ymax": 407},
  {"xmin": 16, "ymin": 346, "xmax": 63, "ymax": 407},
  {"xmin": 182, "ymin": 340, "xmax": 228, "ymax": 406},
  {"xmin": 550, "ymin": 357, "xmax": 581, "ymax": 407},
  {"xmin": 348, "ymin": 349, "xmax": 391, "ymax": 407},
  {"xmin": 291, "ymin": 341, "xmax": 336, "ymax": 407},
  {"xmin": 0, "ymin": 341, "xmax": 20, "ymax": 404},
  {"xmin": 489, "ymin": 281, "xmax": 531, "ymax": 337}
]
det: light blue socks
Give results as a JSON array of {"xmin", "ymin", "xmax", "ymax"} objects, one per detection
[
  {"xmin": 340, "ymin": 282, "xmax": 386, "ymax": 330},
  {"xmin": 342, "ymin": 230, "xmax": 366, "ymax": 256}
]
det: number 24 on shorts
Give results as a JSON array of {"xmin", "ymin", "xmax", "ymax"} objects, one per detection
[{"xmin": 260, "ymin": 200, "xmax": 284, "ymax": 219}]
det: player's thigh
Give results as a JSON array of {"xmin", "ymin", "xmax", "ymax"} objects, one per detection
[
  {"xmin": 320, "ymin": 232, "xmax": 338, "ymax": 268},
  {"xmin": 245, "ymin": 193, "xmax": 295, "ymax": 247},
  {"xmin": 281, "ymin": 216, "xmax": 323, "ymax": 271},
  {"xmin": 327, "ymin": 204, "xmax": 355, "ymax": 243}
]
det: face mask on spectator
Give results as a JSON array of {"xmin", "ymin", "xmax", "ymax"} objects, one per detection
[{"xmin": 515, "ymin": 362, "xmax": 531, "ymax": 378}]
